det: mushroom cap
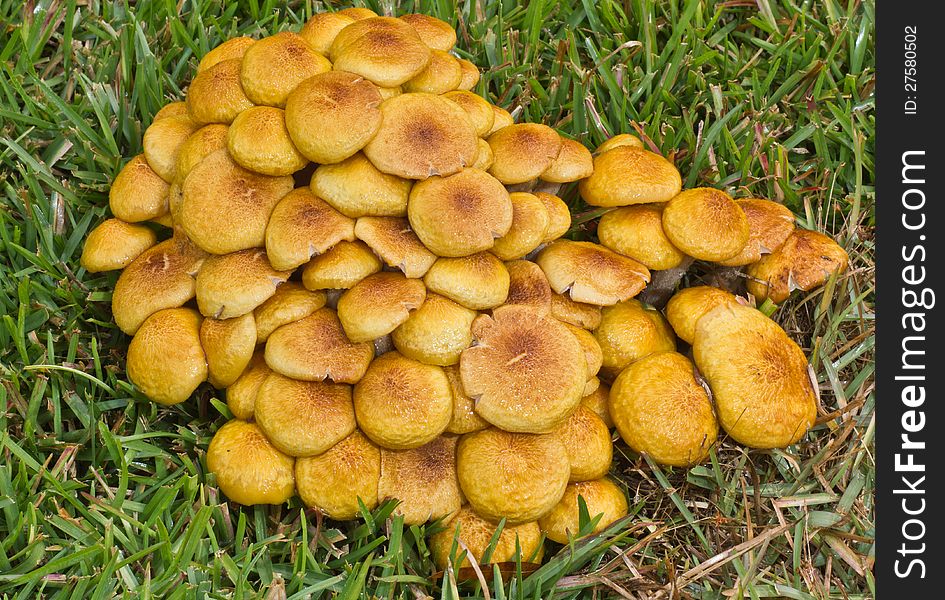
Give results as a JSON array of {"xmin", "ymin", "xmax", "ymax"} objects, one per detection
[
  {"xmin": 109, "ymin": 155, "xmax": 170, "ymax": 222},
  {"xmin": 153, "ymin": 101, "xmax": 189, "ymax": 121},
  {"xmin": 536, "ymin": 240, "xmax": 650, "ymax": 306},
  {"xmin": 563, "ymin": 322, "xmax": 603, "ymax": 380},
  {"xmin": 693, "ymin": 303, "xmax": 817, "ymax": 448},
  {"xmin": 143, "ymin": 114, "xmax": 201, "ymax": 182},
  {"xmin": 550, "ymin": 292, "xmax": 602, "ymax": 330},
  {"xmin": 199, "ymin": 312, "xmax": 257, "ymax": 388},
  {"xmin": 295, "ymin": 430, "xmax": 380, "ymax": 520},
  {"xmin": 254, "ymin": 282, "xmax": 327, "ymax": 342},
  {"xmin": 487, "ymin": 124, "xmax": 562, "ymax": 185},
  {"xmin": 363, "ymin": 92, "xmax": 478, "ymax": 179},
  {"xmin": 430, "ymin": 506, "xmax": 543, "ymax": 569},
  {"xmin": 423, "ymin": 252, "xmax": 511, "ymax": 309},
  {"xmin": 746, "ymin": 229, "xmax": 849, "ymax": 303},
  {"xmin": 112, "ymin": 237, "xmax": 206, "ymax": 335},
  {"xmin": 330, "ymin": 17, "xmax": 431, "ymax": 87},
  {"xmin": 81, "ymin": 218, "xmax": 158, "ymax": 272},
  {"xmin": 255, "ymin": 373, "xmax": 357, "ymax": 457},
  {"xmin": 226, "ymin": 106, "xmax": 308, "ymax": 176},
  {"xmin": 717, "ymin": 198, "xmax": 796, "ymax": 267},
  {"xmin": 471, "ymin": 138, "xmax": 495, "ymax": 171},
  {"xmin": 265, "ymin": 307, "xmax": 374, "ymax": 383},
  {"xmin": 399, "ymin": 13, "xmax": 457, "ymax": 51},
  {"xmin": 486, "ymin": 104, "xmax": 514, "ymax": 136},
  {"xmin": 460, "ymin": 305, "xmax": 586, "ymax": 433},
  {"xmin": 491, "ymin": 192, "xmax": 550, "ymax": 261},
  {"xmin": 197, "ymin": 37, "xmax": 256, "ymax": 73},
  {"xmin": 553, "ymin": 405, "xmax": 612, "ymax": 482},
  {"xmin": 456, "ymin": 58, "xmax": 481, "ymax": 91},
  {"xmin": 240, "ymin": 31, "xmax": 332, "ymax": 108},
  {"xmin": 503, "ymin": 259, "xmax": 553, "ymax": 315},
  {"xmin": 207, "ymin": 420, "xmax": 295, "ymax": 505},
  {"xmin": 579, "ymin": 146, "xmax": 682, "ymax": 207},
  {"xmin": 126, "ymin": 307, "xmax": 207, "ymax": 405},
  {"xmin": 583, "ymin": 376, "xmax": 600, "ymax": 396},
  {"xmin": 537, "ymin": 478, "xmax": 628, "ymax": 544},
  {"xmin": 580, "ymin": 383, "xmax": 613, "ymax": 429},
  {"xmin": 226, "ymin": 352, "xmax": 270, "ymax": 420},
  {"xmin": 337, "ymin": 271, "xmax": 427, "ymax": 342},
  {"xmin": 664, "ymin": 285, "xmax": 740, "ymax": 345},
  {"xmin": 534, "ymin": 192, "xmax": 571, "ymax": 243},
  {"xmin": 595, "ymin": 299, "xmax": 676, "ymax": 373},
  {"xmin": 354, "ymin": 216, "xmax": 437, "ymax": 278},
  {"xmin": 541, "ymin": 138, "xmax": 594, "ymax": 183},
  {"xmin": 195, "ymin": 249, "xmax": 290, "ymax": 319},
  {"xmin": 457, "ymin": 428, "xmax": 570, "ymax": 524},
  {"xmin": 299, "ymin": 12, "xmax": 356, "ymax": 56},
  {"xmin": 180, "ymin": 150, "xmax": 294, "ymax": 255},
  {"xmin": 403, "ymin": 49, "xmax": 463, "ymax": 94},
  {"xmin": 176, "ymin": 124, "xmax": 230, "ymax": 182},
  {"xmin": 285, "ymin": 72, "xmax": 383, "ymax": 165},
  {"xmin": 378, "ymin": 435, "xmax": 463, "ymax": 525},
  {"xmin": 353, "ymin": 351, "xmax": 453, "ymax": 449},
  {"xmin": 265, "ymin": 188, "xmax": 356, "ymax": 271},
  {"xmin": 338, "ymin": 7, "xmax": 378, "ymax": 19},
  {"xmin": 392, "ymin": 293, "xmax": 477, "ymax": 366},
  {"xmin": 443, "ymin": 90, "xmax": 495, "ymax": 137},
  {"xmin": 301, "ymin": 240, "xmax": 383, "ymax": 290},
  {"xmin": 595, "ymin": 133, "xmax": 643, "ymax": 154},
  {"xmin": 597, "ymin": 204, "xmax": 686, "ymax": 271},
  {"xmin": 311, "ymin": 152, "xmax": 411, "ymax": 218},
  {"xmin": 185, "ymin": 58, "xmax": 255, "ymax": 124},
  {"xmin": 407, "ymin": 168, "xmax": 512, "ymax": 257},
  {"xmin": 661, "ymin": 187, "xmax": 750, "ymax": 262},
  {"xmin": 444, "ymin": 364, "xmax": 489, "ymax": 435},
  {"xmin": 376, "ymin": 84, "xmax": 403, "ymax": 99},
  {"xmin": 610, "ymin": 351, "xmax": 718, "ymax": 466}
]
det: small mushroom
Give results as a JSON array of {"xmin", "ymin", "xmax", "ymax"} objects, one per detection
[
  {"xmin": 471, "ymin": 138, "xmax": 495, "ymax": 171},
  {"xmin": 746, "ymin": 229, "xmax": 849, "ymax": 303},
  {"xmin": 594, "ymin": 299, "xmax": 676, "ymax": 374},
  {"xmin": 664, "ymin": 285, "xmax": 740, "ymax": 345},
  {"xmin": 142, "ymin": 113, "xmax": 201, "ymax": 182},
  {"xmin": 661, "ymin": 188, "xmax": 750, "ymax": 262},
  {"xmin": 717, "ymin": 198, "xmax": 796, "ymax": 267},
  {"xmin": 486, "ymin": 104, "xmax": 515, "ymax": 136},
  {"xmin": 540, "ymin": 138, "xmax": 594, "ymax": 183},
  {"xmin": 534, "ymin": 192, "xmax": 572, "ymax": 243},
  {"xmin": 311, "ymin": 152, "xmax": 411, "ymax": 218},
  {"xmin": 579, "ymin": 146, "xmax": 681, "ymax": 207},
  {"xmin": 378, "ymin": 435, "xmax": 463, "ymax": 525},
  {"xmin": 337, "ymin": 271, "xmax": 427, "ymax": 342},
  {"xmin": 456, "ymin": 58, "xmax": 481, "ymax": 91},
  {"xmin": 186, "ymin": 58, "xmax": 255, "ymax": 125},
  {"xmin": 430, "ymin": 506, "xmax": 544, "ymax": 569},
  {"xmin": 207, "ymin": 420, "xmax": 295, "ymax": 505},
  {"xmin": 295, "ymin": 430, "xmax": 380, "ymax": 520},
  {"xmin": 197, "ymin": 37, "xmax": 256, "ymax": 74},
  {"xmin": 550, "ymin": 292, "xmax": 602, "ymax": 330},
  {"xmin": 537, "ymin": 478, "xmax": 628, "ymax": 544},
  {"xmin": 330, "ymin": 17, "xmax": 431, "ymax": 87},
  {"xmin": 580, "ymin": 383, "xmax": 613, "ymax": 429},
  {"xmin": 487, "ymin": 123, "xmax": 562, "ymax": 185},
  {"xmin": 536, "ymin": 240, "xmax": 650, "ymax": 306},
  {"xmin": 175, "ymin": 124, "xmax": 230, "ymax": 182},
  {"xmin": 227, "ymin": 106, "xmax": 308, "ymax": 176},
  {"xmin": 562, "ymin": 322, "xmax": 603, "ymax": 380},
  {"xmin": 552, "ymin": 406, "xmax": 612, "ymax": 482},
  {"xmin": 399, "ymin": 13, "xmax": 457, "ymax": 51},
  {"xmin": 199, "ymin": 312, "xmax": 257, "ymax": 388},
  {"xmin": 595, "ymin": 133, "xmax": 643, "ymax": 154},
  {"xmin": 253, "ymin": 282, "xmax": 327, "ymax": 342},
  {"xmin": 264, "ymin": 188, "xmax": 356, "ymax": 271},
  {"xmin": 109, "ymin": 155, "xmax": 171, "ymax": 223},
  {"xmin": 491, "ymin": 192, "xmax": 550, "ymax": 261},
  {"xmin": 403, "ymin": 50, "xmax": 463, "ymax": 94},
  {"xmin": 298, "ymin": 12, "xmax": 356, "ymax": 56},
  {"xmin": 354, "ymin": 216, "xmax": 437, "ymax": 278},
  {"xmin": 301, "ymin": 240, "xmax": 383, "ymax": 290},
  {"xmin": 194, "ymin": 249, "xmax": 290, "ymax": 319},
  {"xmin": 153, "ymin": 101, "xmax": 190, "ymax": 121},
  {"xmin": 597, "ymin": 204, "xmax": 686, "ymax": 271},
  {"xmin": 240, "ymin": 31, "xmax": 332, "ymax": 108},
  {"xmin": 392, "ymin": 293, "xmax": 477, "ymax": 366},
  {"xmin": 442, "ymin": 90, "xmax": 496, "ymax": 137},
  {"xmin": 226, "ymin": 352, "xmax": 270, "ymax": 420},
  {"xmin": 126, "ymin": 307, "xmax": 207, "ymax": 405},
  {"xmin": 80, "ymin": 218, "xmax": 157, "ymax": 272},
  {"xmin": 338, "ymin": 7, "xmax": 378, "ymax": 19},
  {"xmin": 444, "ymin": 364, "xmax": 489, "ymax": 435},
  {"xmin": 503, "ymin": 259, "xmax": 553, "ymax": 315}
]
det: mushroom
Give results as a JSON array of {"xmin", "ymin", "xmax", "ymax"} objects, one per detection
[
  {"xmin": 377, "ymin": 435, "xmax": 463, "ymax": 525},
  {"xmin": 444, "ymin": 364, "xmax": 489, "ymax": 435},
  {"xmin": 579, "ymin": 146, "xmax": 681, "ymax": 207},
  {"xmin": 534, "ymin": 192, "xmax": 572, "ymax": 243},
  {"xmin": 299, "ymin": 12, "xmax": 356, "ymax": 56},
  {"xmin": 197, "ymin": 37, "xmax": 256, "ymax": 74},
  {"xmin": 487, "ymin": 123, "xmax": 562, "ymax": 185},
  {"xmin": 175, "ymin": 124, "xmax": 230, "ymax": 183},
  {"xmin": 491, "ymin": 192, "xmax": 550, "ymax": 261},
  {"xmin": 253, "ymin": 282, "xmax": 327, "ymax": 343},
  {"xmin": 661, "ymin": 188, "xmax": 750, "ymax": 262},
  {"xmin": 456, "ymin": 58, "xmax": 481, "ymax": 91},
  {"xmin": 226, "ymin": 106, "xmax": 308, "ymax": 176},
  {"xmin": 550, "ymin": 292, "xmax": 602, "ymax": 330},
  {"xmin": 540, "ymin": 138, "xmax": 594, "ymax": 183},
  {"xmin": 552, "ymin": 406, "xmax": 612, "ymax": 482},
  {"xmin": 537, "ymin": 478, "xmax": 628, "ymax": 544},
  {"xmin": 329, "ymin": 17, "xmax": 431, "ymax": 87},
  {"xmin": 109, "ymin": 155, "xmax": 170, "ymax": 223},
  {"xmin": 226, "ymin": 352, "xmax": 270, "ymax": 420},
  {"xmin": 399, "ymin": 14, "xmax": 457, "ymax": 51},
  {"xmin": 471, "ymin": 138, "xmax": 495, "ymax": 171},
  {"xmin": 391, "ymin": 293, "xmax": 477, "ymax": 366},
  {"xmin": 597, "ymin": 204, "xmax": 686, "ymax": 271},
  {"xmin": 264, "ymin": 188, "xmax": 356, "ymax": 271},
  {"xmin": 337, "ymin": 271, "xmax": 427, "ymax": 342},
  {"xmin": 194, "ymin": 249, "xmax": 290, "ymax": 319},
  {"xmin": 664, "ymin": 285, "xmax": 740, "ymax": 345},
  {"xmin": 207, "ymin": 420, "xmax": 295, "ymax": 505},
  {"xmin": 595, "ymin": 133, "xmax": 643, "ymax": 154},
  {"xmin": 442, "ymin": 91, "xmax": 496, "ymax": 137},
  {"xmin": 746, "ymin": 229, "xmax": 849, "ymax": 303},
  {"xmin": 486, "ymin": 104, "xmax": 515, "ymax": 136},
  {"xmin": 594, "ymin": 299, "xmax": 676, "ymax": 375},
  {"xmin": 126, "ymin": 307, "xmax": 207, "ymax": 405},
  {"xmin": 301, "ymin": 240, "xmax": 382, "ymax": 290},
  {"xmin": 536, "ymin": 240, "xmax": 650, "ymax": 306},
  {"xmin": 153, "ymin": 101, "xmax": 190, "ymax": 121},
  {"xmin": 80, "ymin": 218, "xmax": 157, "ymax": 272},
  {"xmin": 199, "ymin": 312, "xmax": 257, "ymax": 388},
  {"xmin": 429, "ymin": 506, "xmax": 544, "ymax": 569},
  {"xmin": 186, "ymin": 58, "xmax": 255, "ymax": 125},
  {"xmin": 403, "ymin": 50, "xmax": 463, "ymax": 94},
  {"xmin": 311, "ymin": 152, "xmax": 412, "ymax": 218},
  {"xmin": 562, "ymin": 322, "xmax": 603, "ymax": 380},
  {"xmin": 717, "ymin": 198, "xmax": 796, "ymax": 267},
  {"xmin": 142, "ymin": 113, "xmax": 202, "ymax": 182},
  {"xmin": 338, "ymin": 7, "xmax": 378, "ymax": 19},
  {"xmin": 503, "ymin": 259, "xmax": 553, "ymax": 315},
  {"xmin": 580, "ymin": 383, "xmax": 613, "ymax": 429},
  {"xmin": 240, "ymin": 31, "xmax": 332, "ymax": 108},
  {"xmin": 295, "ymin": 430, "xmax": 380, "ymax": 520},
  {"xmin": 354, "ymin": 216, "xmax": 437, "ymax": 278}
]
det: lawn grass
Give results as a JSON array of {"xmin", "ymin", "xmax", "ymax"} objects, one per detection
[{"xmin": 0, "ymin": 0, "xmax": 874, "ymax": 598}]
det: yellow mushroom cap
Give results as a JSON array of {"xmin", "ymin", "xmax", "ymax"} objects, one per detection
[
  {"xmin": 197, "ymin": 37, "xmax": 256, "ymax": 74},
  {"xmin": 186, "ymin": 58, "xmax": 255, "ymax": 124},
  {"xmin": 338, "ymin": 7, "xmax": 378, "ymax": 19},
  {"xmin": 595, "ymin": 133, "xmax": 643, "ymax": 154},
  {"xmin": 226, "ymin": 352, "xmax": 270, "ymax": 420},
  {"xmin": 153, "ymin": 101, "xmax": 189, "ymax": 121},
  {"xmin": 109, "ymin": 155, "xmax": 171, "ymax": 222},
  {"xmin": 127, "ymin": 307, "xmax": 207, "ymax": 405},
  {"xmin": 664, "ymin": 285, "xmax": 740, "ymax": 345},
  {"xmin": 537, "ymin": 478, "xmax": 628, "ymax": 544},
  {"xmin": 430, "ymin": 506, "xmax": 543, "ymax": 569},
  {"xmin": 285, "ymin": 72, "xmax": 383, "ymax": 165},
  {"xmin": 595, "ymin": 299, "xmax": 676, "ymax": 374},
  {"xmin": 143, "ymin": 113, "xmax": 201, "ymax": 182},
  {"xmin": 423, "ymin": 252, "xmax": 510, "ymax": 310},
  {"xmin": 353, "ymin": 351, "xmax": 452, "ymax": 449},
  {"xmin": 746, "ymin": 229, "xmax": 849, "ymax": 304},
  {"xmin": 299, "ymin": 12, "xmax": 356, "ymax": 56},
  {"xmin": 717, "ymin": 198, "xmax": 796, "ymax": 267},
  {"xmin": 693, "ymin": 303, "xmax": 817, "ymax": 448},
  {"xmin": 553, "ymin": 406, "xmax": 612, "ymax": 482},
  {"xmin": 534, "ymin": 192, "xmax": 571, "ymax": 243},
  {"xmin": 363, "ymin": 92, "xmax": 478, "ymax": 179},
  {"xmin": 180, "ymin": 150, "xmax": 294, "ymax": 255},
  {"xmin": 580, "ymin": 383, "xmax": 613, "ymax": 429},
  {"xmin": 399, "ymin": 13, "xmax": 457, "ymax": 51},
  {"xmin": 457, "ymin": 428, "xmax": 570, "ymax": 524},
  {"xmin": 597, "ymin": 204, "xmax": 686, "ymax": 271},
  {"xmin": 264, "ymin": 188, "xmax": 356, "ymax": 271},
  {"xmin": 486, "ymin": 104, "xmax": 514, "ymax": 136},
  {"xmin": 81, "ymin": 218, "xmax": 158, "ymax": 272},
  {"xmin": 207, "ymin": 420, "xmax": 295, "ymax": 505},
  {"xmin": 583, "ymin": 376, "xmax": 600, "ymax": 397},
  {"xmin": 330, "ymin": 17, "xmax": 431, "ymax": 87},
  {"xmin": 563, "ymin": 322, "xmax": 603, "ymax": 379},
  {"xmin": 254, "ymin": 282, "xmax": 327, "ymax": 342},
  {"xmin": 503, "ymin": 259, "xmax": 552, "ymax": 315},
  {"xmin": 460, "ymin": 305, "xmax": 586, "ymax": 433},
  {"xmin": 176, "ymin": 124, "xmax": 230, "ymax": 182},
  {"xmin": 444, "ymin": 364, "xmax": 489, "ymax": 435},
  {"xmin": 403, "ymin": 49, "xmax": 462, "ymax": 95},
  {"xmin": 550, "ymin": 292, "xmax": 602, "ymax": 330},
  {"xmin": 392, "ymin": 293, "xmax": 477, "ymax": 366},
  {"xmin": 295, "ymin": 430, "xmax": 380, "ymax": 520},
  {"xmin": 536, "ymin": 240, "xmax": 651, "ymax": 306},
  {"xmin": 610, "ymin": 352, "xmax": 718, "ymax": 466},
  {"xmin": 472, "ymin": 138, "xmax": 495, "ymax": 171},
  {"xmin": 199, "ymin": 313, "xmax": 257, "ymax": 388},
  {"xmin": 301, "ymin": 240, "xmax": 382, "ymax": 290},
  {"xmin": 541, "ymin": 138, "xmax": 594, "ymax": 183},
  {"xmin": 378, "ymin": 435, "xmax": 463, "ymax": 525},
  {"xmin": 194, "ymin": 250, "xmax": 290, "ymax": 319},
  {"xmin": 226, "ymin": 106, "xmax": 307, "ymax": 176},
  {"xmin": 337, "ymin": 271, "xmax": 427, "ymax": 342},
  {"xmin": 491, "ymin": 192, "xmax": 550, "ymax": 261},
  {"xmin": 311, "ymin": 152, "xmax": 411, "ymax": 218},
  {"xmin": 240, "ymin": 32, "xmax": 332, "ymax": 108},
  {"xmin": 354, "ymin": 216, "xmax": 437, "ymax": 278},
  {"xmin": 661, "ymin": 188, "xmax": 750, "ymax": 262},
  {"xmin": 579, "ymin": 146, "xmax": 682, "ymax": 207},
  {"xmin": 487, "ymin": 124, "xmax": 562, "ymax": 185},
  {"xmin": 265, "ymin": 308, "xmax": 374, "ymax": 384},
  {"xmin": 456, "ymin": 58, "xmax": 481, "ymax": 91},
  {"xmin": 407, "ymin": 168, "xmax": 512, "ymax": 257},
  {"xmin": 443, "ymin": 90, "xmax": 495, "ymax": 137}
]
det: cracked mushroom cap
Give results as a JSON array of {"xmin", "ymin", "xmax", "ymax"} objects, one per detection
[
  {"xmin": 595, "ymin": 133, "xmax": 643, "ymax": 154},
  {"xmin": 472, "ymin": 138, "xmax": 494, "ymax": 171},
  {"xmin": 142, "ymin": 114, "xmax": 201, "ymax": 182},
  {"xmin": 254, "ymin": 282, "xmax": 327, "ymax": 342},
  {"xmin": 127, "ymin": 307, "xmax": 207, "ymax": 405},
  {"xmin": 330, "ymin": 17, "xmax": 431, "ymax": 87},
  {"xmin": 718, "ymin": 198, "xmax": 796, "ymax": 267},
  {"xmin": 81, "ymin": 218, "xmax": 157, "ymax": 272},
  {"xmin": 226, "ymin": 352, "xmax": 270, "ymax": 420},
  {"xmin": 392, "ymin": 293, "xmax": 477, "ymax": 366},
  {"xmin": 460, "ymin": 305, "xmax": 586, "ymax": 433},
  {"xmin": 536, "ymin": 240, "xmax": 651, "ymax": 306},
  {"xmin": 109, "ymin": 155, "xmax": 171, "ymax": 222},
  {"xmin": 661, "ymin": 187, "xmax": 750, "ymax": 262},
  {"xmin": 456, "ymin": 59, "xmax": 480, "ymax": 91},
  {"xmin": 353, "ymin": 351, "xmax": 453, "ymax": 449},
  {"xmin": 610, "ymin": 351, "xmax": 718, "ymax": 467},
  {"xmin": 457, "ymin": 428, "xmax": 570, "ymax": 524},
  {"xmin": 195, "ymin": 249, "xmax": 290, "ymax": 319},
  {"xmin": 285, "ymin": 72, "xmax": 383, "ymax": 165},
  {"xmin": 197, "ymin": 37, "xmax": 256, "ymax": 73},
  {"xmin": 407, "ymin": 168, "xmax": 512, "ymax": 257},
  {"xmin": 240, "ymin": 31, "xmax": 332, "ymax": 108},
  {"xmin": 399, "ymin": 13, "xmax": 456, "ymax": 50},
  {"xmin": 553, "ymin": 405, "xmax": 612, "ymax": 482},
  {"xmin": 179, "ymin": 150, "xmax": 294, "ymax": 255},
  {"xmin": 301, "ymin": 240, "xmax": 382, "ymax": 290},
  {"xmin": 299, "ymin": 12, "xmax": 356, "ymax": 55},
  {"xmin": 537, "ymin": 478, "xmax": 627, "ymax": 544},
  {"xmin": 153, "ymin": 101, "xmax": 189, "ymax": 121},
  {"xmin": 595, "ymin": 299, "xmax": 676, "ymax": 374},
  {"xmin": 265, "ymin": 188, "xmax": 356, "ymax": 271},
  {"xmin": 580, "ymin": 383, "xmax": 613, "ymax": 429},
  {"xmin": 563, "ymin": 323, "xmax": 603, "ymax": 380},
  {"xmin": 363, "ymin": 92, "xmax": 478, "ymax": 179},
  {"xmin": 550, "ymin": 292, "xmax": 602, "ymax": 330},
  {"xmin": 430, "ymin": 506, "xmax": 543, "ymax": 569},
  {"xmin": 422, "ymin": 254, "xmax": 510, "ymax": 313},
  {"xmin": 175, "ymin": 124, "xmax": 230, "ymax": 183},
  {"xmin": 226, "ymin": 106, "xmax": 308, "ymax": 176},
  {"xmin": 534, "ymin": 192, "xmax": 571, "ymax": 243},
  {"xmin": 504, "ymin": 259, "xmax": 552, "ymax": 315},
  {"xmin": 295, "ymin": 430, "xmax": 380, "ymax": 520},
  {"xmin": 693, "ymin": 303, "xmax": 817, "ymax": 449},
  {"xmin": 444, "ymin": 364, "xmax": 489, "ymax": 435},
  {"xmin": 487, "ymin": 123, "xmax": 562, "ymax": 185},
  {"xmin": 265, "ymin": 307, "xmax": 373, "ymax": 383},
  {"xmin": 199, "ymin": 312, "xmax": 257, "ymax": 388},
  {"xmin": 186, "ymin": 58, "xmax": 255, "ymax": 124},
  {"xmin": 579, "ymin": 146, "xmax": 682, "ymax": 207},
  {"xmin": 491, "ymin": 192, "xmax": 550, "ymax": 261},
  {"xmin": 403, "ymin": 50, "xmax": 463, "ymax": 94},
  {"xmin": 746, "ymin": 229, "xmax": 849, "ymax": 304},
  {"xmin": 664, "ymin": 285, "xmax": 740, "ymax": 345},
  {"xmin": 541, "ymin": 138, "xmax": 594, "ymax": 183},
  {"xmin": 597, "ymin": 204, "xmax": 686, "ymax": 271},
  {"xmin": 378, "ymin": 435, "xmax": 463, "ymax": 525},
  {"xmin": 207, "ymin": 420, "xmax": 295, "ymax": 505},
  {"xmin": 354, "ymin": 216, "xmax": 437, "ymax": 278},
  {"xmin": 443, "ymin": 91, "xmax": 495, "ymax": 137},
  {"xmin": 337, "ymin": 271, "xmax": 427, "ymax": 342},
  {"xmin": 311, "ymin": 152, "xmax": 411, "ymax": 218}
]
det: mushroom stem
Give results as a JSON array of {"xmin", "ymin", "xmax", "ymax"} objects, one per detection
[{"xmin": 638, "ymin": 256, "xmax": 695, "ymax": 308}]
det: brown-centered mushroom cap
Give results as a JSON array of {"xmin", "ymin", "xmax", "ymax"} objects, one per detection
[
  {"xmin": 550, "ymin": 292, "xmax": 602, "ymax": 330},
  {"xmin": 664, "ymin": 285, "xmax": 740, "ymax": 345},
  {"xmin": 337, "ymin": 271, "xmax": 427, "ymax": 342},
  {"xmin": 392, "ymin": 293, "xmax": 477, "ymax": 366},
  {"xmin": 487, "ymin": 123, "xmax": 562, "ymax": 185},
  {"xmin": 541, "ymin": 138, "xmax": 594, "ymax": 183},
  {"xmin": 330, "ymin": 17, "xmax": 431, "ymax": 87},
  {"xmin": 194, "ymin": 249, "xmax": 291, "ymax": 319},
  {"xmin": 378, "ymin": 435, "xmax": 463, "ymax": 525},
  {"xmin": 175, "ymin": 124, "xmax": 230, "ymax": 183},
  {"xmin": 109, "ymin": 155, "xmax": 171, "ymax": 222},
  {"xmin": 430, "ymin": 505, "xmax": 544, "ymax": 569},
  {"xmin": 403, "ymin": 49, "xmax": 462, "ymax": 94},
  {"xmin": 81, "ymin": 218, "xmax": 158, "ymax": 273},
  {"xmin": 661, "ymin": 187, "xmax": 750, "ymax": 262},
  {"xmin": 442, "ymin": 90, "xmax": 495, "ymax": 137},
  {"xmin": 301, "ymin": 240, "xmax": 383, "ymax": 290},
  {"xmin": 153, "ymin": 101, "xmax": 190, "ymax": 121},
  {"xmin": 226, "ymin": 106, "xmax": 308, "ymax": 176},
  {"xmin": 537, "ymin": 478, "xmax": 628, "ymax": 543},
  {"xmin": 311, "ymin": 152, "xmax": 412, "ymax": 218},
  {"xmin": 127, "ymin": 307, "xmax": 207, "ymax": 405},
  {"xmin": 553, "ymin": 405, "xmax": 612, "ymax": 482},
  {"xmin": 186, "ymin": 58, "xmax": 255, "ymax": 124},
  {"xmin": 503, "ymin": 259, "xmax": 553, "ymax": 315},
  {"xmin": 595, "ymin": 133, "xmax": 643, "ymax": 154},
  {"xmin": 254, "ymin": 282, "xmax": 327, "ymax": 342},
  {"xmin": 226, "ymin": 351, "xmax": 270, "ymax": 420},
  {"xmin": 299, "ymin": 12, "xmax": 356, "ymax": 56},
  {"xmin": 597, "ymin": 204, "xmax": 686, "ymax": 271},
  {"xmin": 717, "ymin": 198, "xmax": 796, "ymax": 267},
  {"xmin": 594, "ymin": 299, "xmax": 676, "ymax": 374},
  {"xmin": 295, "ymin": 430, "xmax": 380, "ymax": 520},
  {"xmin": 354, "ymin": 216, "xmax": 437, "ymax": 278},
  {"xmin": 534, "ymin": 192, "xmax": 572, "ymax": 243},
  {"xmin": 579, "ymin": 146, "xmax": 682, "ymax": 207},
  {"xmin": 423, "ymin": 252, "xmax": 510, "ymax": 310},
  {"xmin": 444, "ymin": 364, "xmax": 489, "ymax": 435},
  {"xmin": 197, "ymin": 37, "xmax": 256, "ymax": 73},
  {"xmin": 399, "ymin": 13, "xmax": 457, "ymax": 51},
  {"xmin": 199, "ymin": 312, "xmax": 257, "ymax": 388},
  {"xmin": 456, "ymin": 58, "xmax": 481, "ymax": 91},
  {"xmin": 240, "ymin": 31, "xmax": 332, "ymax": 108},
  {"xmin": 142, "ymin": 113, "xmax": 201, "ymax": 182},
  {"xmin": 536, "ymin": 240, "xmax": 650, "ymax": 306},
  {"xmin": 491, "ymin": 192, "xmax": 550, "ymax": 261},
  {"xmin": 264, "ymin": 188, "xmax": 356, "ymax": 271},
  {"xmin": 746, "ymin": 229, "xmax": 849, "ymax": 304},
  {"xmin": 207, "ymin": 420, "xmax": 295, "ymax": 505}
]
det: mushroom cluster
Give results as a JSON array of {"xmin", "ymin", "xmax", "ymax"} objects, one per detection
[{"xmin": 81, "ymin": 7, "xmax": 850, "ymax": 570}]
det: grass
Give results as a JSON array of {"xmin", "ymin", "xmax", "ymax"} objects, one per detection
[{"xmin": 0, "ymin": 0, "xmax": 874, "ymax": 598}]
